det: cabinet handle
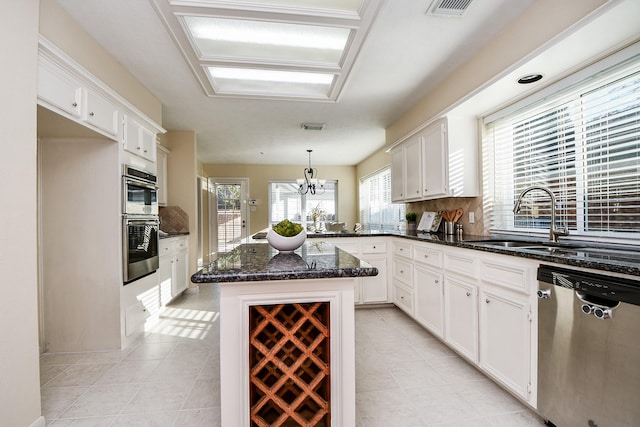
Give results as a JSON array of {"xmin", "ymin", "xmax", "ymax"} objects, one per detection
[
  {"xmin": 72, "ymin": 102, "xmax": 77, "ymax": 107},
  {"xmin": 424, "ymin": 254, "xmax": 429, "ymax": 258},
  {"xmin": 89, "ymin": 112, "xmax": 94, "ymax": 117},
  {"xmin": 466, "ymin": 292, "xmax": 471, "ymax": 297},
  {"xmin": 435, "ymin": 280, "xmax": 439, "ymax": 284},
  {"xmin": 486, "ymin": 299, "xmax": 490, "ymax": 304}
]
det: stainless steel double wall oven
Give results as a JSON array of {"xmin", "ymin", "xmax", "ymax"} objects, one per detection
[{"xmin": 122, "ymin": 165, "xmax": 159, "ymax": 284}]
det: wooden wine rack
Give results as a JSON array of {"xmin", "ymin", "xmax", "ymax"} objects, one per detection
[{"xmin": 249, "ymin": 302, "xmax": 331, "ymax": 427}]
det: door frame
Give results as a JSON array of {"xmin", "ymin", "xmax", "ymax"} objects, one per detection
[{"xmin": 208, "ymin": 177, "xmax": 250, "ymax": 256}]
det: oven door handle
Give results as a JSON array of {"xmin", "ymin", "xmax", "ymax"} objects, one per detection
[
  {"xmin": 123, "ymin": 217, "xmax": 159, "ymax": 226},
  {"xmin": 124, "ymin": 176, "xmax": 158, "ymax": 191}
]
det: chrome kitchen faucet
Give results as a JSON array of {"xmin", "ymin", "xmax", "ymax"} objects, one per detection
[{"xmin": 513, "ymin": 185, "xmax": 569, "ymax": 243}]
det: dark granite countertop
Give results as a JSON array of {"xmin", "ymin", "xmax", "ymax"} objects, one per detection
[
  {"xmin": 289, "ymin": 230, "xmax": 640, "ymax": 277},
  {"xmin": 191, "ymin": 242, "xmax": 379, "ymax": 283},
  {"xmin": 159, "ymin": 231, "xmax": 190, "ymax": 239}
]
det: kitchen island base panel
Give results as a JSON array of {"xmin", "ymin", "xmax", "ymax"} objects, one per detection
[{"xmin": 219, "ymin": 278, "xmax": 356, "ymax": 427}]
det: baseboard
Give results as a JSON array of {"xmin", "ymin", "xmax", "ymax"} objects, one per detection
[
  {"xmin": 185, "ymin": 285, "xmax": 199, "ymax": 294},
  {"xmin": 30, "ymin": 416, "xmax": 46, "ymax": 427}
]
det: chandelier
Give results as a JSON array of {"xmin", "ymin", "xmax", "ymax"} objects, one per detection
[{"xmin": 298, "ymin": 149, "xmax": 325, "ymax": 195}]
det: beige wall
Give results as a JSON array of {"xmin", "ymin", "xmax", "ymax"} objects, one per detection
[
  {"xmin": 0, "ymin": 0, "xmax": 43, "ymax": 425},
  {"xmin": 203, "ymin": 164, "xmax": 358, "ymax": 234},
  {"xmin": 165, "ymin": 131, "xmax": 199, "ymax": 280},
  {"xmin": 385, "ymin": 0, "xmax": 609, "ymax": 146},
  {"xmin": 39, "ymin": 0, "xmax": 162, "ymax": 124}
]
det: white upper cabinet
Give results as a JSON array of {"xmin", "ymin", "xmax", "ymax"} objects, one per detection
[
  {"xmin": 84, "ymin": 88, "xmax": 119, "ymax": 137},
  {"xmin": 38, "ymin": 56, "xmax": 83, "ymax": 119},
  {"xmin": 421, "ymin": 120, "xmax": 447, "ymax": 199},
  {"xmin": 123, "ymin": 115, "xmax": 156, "ymax": 163},
  {"xmin": 390, "ymin": 116, "xmax": 478, "ymax": 202},
  {"xmin": 37, "ymin": 37, "xmax": 164, "ymax": 162}
]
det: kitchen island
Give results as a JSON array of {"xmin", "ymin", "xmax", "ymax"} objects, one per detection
[{"xmin": 191, "ymin": 242, "xmax": 378, "ymax": 427}]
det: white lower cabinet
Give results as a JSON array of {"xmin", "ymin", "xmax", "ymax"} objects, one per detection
[
  {"xmin": 480, "ymin": 286, "xmax": 532, "ymax": 401},
  {"xmin": 319, "ymin": 237, "xmax": 390, "ymax": 305},
  {"xmin": 159, "ymin": 236, "xmax": 189, "ymax": 306},
  {"xmin": 414, "ymin": 264, "xmax": 444, "ymax": 338},
  {"xmin": 360, "ymin": 255, "xmax": 388, "ymax": 303},
  {"xmin": 444, "ymin": 275, "xmax": 478, "ymax": 363}
]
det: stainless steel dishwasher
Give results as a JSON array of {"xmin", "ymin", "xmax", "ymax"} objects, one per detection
[{"xmin": 537, "ymin": 265, "xmax": 640, "ymax": 427}]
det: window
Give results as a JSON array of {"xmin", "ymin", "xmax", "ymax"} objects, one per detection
[
  {"xmin": 483, "ymin": 47, "xmax": 640, "ymax": 241},
  {"xmin": 359, "ymin": 167, "xmax": 405, "ymax": 231},
  {"xmin": 269, "ymin": 181, "xmax": 337, "ymax": 230}
]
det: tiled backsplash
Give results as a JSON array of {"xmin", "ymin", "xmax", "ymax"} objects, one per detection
[
  {"xmin": 406, "ymin": 196, "xmax": 488, "ymax": 236},
  {"xmin": 159, "ymin": 205, "xmax": 189, "ymax": 233}
]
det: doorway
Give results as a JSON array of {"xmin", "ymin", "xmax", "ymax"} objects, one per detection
[{"xmin": 208, "ymin": 178, "xmax": 249, "ymax": 256}]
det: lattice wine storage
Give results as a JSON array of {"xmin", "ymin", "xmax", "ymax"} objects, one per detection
[{"xmin": 249, "ymin": 302, "xmax": 331, "ymax": 427}]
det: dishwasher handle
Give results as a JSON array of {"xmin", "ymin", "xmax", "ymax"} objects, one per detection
[{"xmin": 575, "ymin": 291, "xmax": 620, "ymax": 320}]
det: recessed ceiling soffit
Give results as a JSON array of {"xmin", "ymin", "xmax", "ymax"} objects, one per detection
[{"xmin": 149, "ymin": 0, "xmax": 383, "ymax": 101}]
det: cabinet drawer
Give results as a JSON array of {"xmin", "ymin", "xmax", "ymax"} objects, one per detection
[
  {"xmin": 393, "ymin": 258, "xmax": 413, "ymax": 287},
  {"xmin": 174, "ymin": 237, "xmax": 188, "ymax": 251},
  {"xmin": 481, "ymin": 259, "xmax": 531, "ymax": 294},
  {"xmin": 394, "ymin": 284, "xmax": 413, "ymax": 316},
  {"xmin": 393, "ymin": 240, "xmax": 412, "ymax": 259},
  {"xmin": 413, "ymin": 244, "xmax": 443, "ymax": 269},
  {"xmin": 159, "ymin": 239, "xmax": 174, "ymax": 254},
  {"xmin": 445, "ymin": 252, "xmax": 476, "ymax": 278},
  {"xmin": 361, "ymin": 240, "xmax": 387, "ymax": 254}
]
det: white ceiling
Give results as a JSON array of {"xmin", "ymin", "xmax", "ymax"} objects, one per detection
[{"xmin": 55, "ymin": 0, "xmax": 538, "ymax": 165}]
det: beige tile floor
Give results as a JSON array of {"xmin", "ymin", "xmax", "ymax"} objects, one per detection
[{"xmin": 41, "ymin": 284, "xmax": 545, "ymax": 426}]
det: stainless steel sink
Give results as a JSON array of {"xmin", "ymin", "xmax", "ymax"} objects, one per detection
[
  {"xmin": 470, "ymin": 239, "xmax": 640, "ymax": 263},
  {"xmin": 469, "ymin": 240, "xmax": 545, "ymax": 248}
]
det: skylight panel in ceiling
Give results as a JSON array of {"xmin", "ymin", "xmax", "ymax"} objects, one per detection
[
  {"xmin": 184, "ymin": 16, "xmax": 351, "ymax": 65},
  {"xmin": 207, "ymin": 67, "xmax": 335, "ymax": 98},
  {"xmin": 150, "ymin": 0, "xmax": 382, "ymax": 101}
]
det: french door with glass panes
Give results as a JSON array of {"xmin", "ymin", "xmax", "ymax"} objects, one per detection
[{"xmin": 208, "ymin": 178, "xmax": 249, "ymax": 255}]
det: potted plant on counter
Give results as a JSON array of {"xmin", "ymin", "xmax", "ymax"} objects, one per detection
[{"xmin": 406, "ymin": 212, "xmax": 417, "ymax": 233}]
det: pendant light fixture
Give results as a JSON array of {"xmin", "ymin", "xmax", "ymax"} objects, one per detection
[{"xmin": 298, "ymin": 149, "xmax": 325, "ymax": 195}]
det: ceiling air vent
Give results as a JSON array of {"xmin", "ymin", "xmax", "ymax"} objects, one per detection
[
  {"xmin": 426, "ymin": 0, "xmax": 474, "ymax": 16},
  {"xmin": 301, "ymin": 123, "xmax": 326, "ymax": 131}
]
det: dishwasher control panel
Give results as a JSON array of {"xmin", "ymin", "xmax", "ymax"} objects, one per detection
[{"xmin": 538, "ymin": 265, "xmax": 640, "ymax": 306}]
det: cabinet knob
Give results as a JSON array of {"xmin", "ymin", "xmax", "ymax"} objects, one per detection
[
  {"xmin": 400, "ymin": 270, "xmax": 404, "ymax": 274},
  {"xmin": 137, "ymin": 146, "xmax": 141, "ymax": 150},
  {"xmin": 435, "ymin": 280, "xmax": 439, "ymax": 284},
  {"xmin": 424, "ymin": 254, "xmax": 429, "ymax": 258},
  {"xmin": 466, "ymin": 292, "xmax": 471, "ymax": 297},
  {"xmin": 485, "ymin": 299, "xmax": 490, "ymax": 304},
  {"xmin": 373, "ymin": 246, "xmax": 376, "ymax": 249},
  {"xmin": 89, "ymin": 112, "xmax": 94, "ymax": 117},
  {"xmin": 72, "ymin": 102, "xmax": 77, "ymax": 107}
]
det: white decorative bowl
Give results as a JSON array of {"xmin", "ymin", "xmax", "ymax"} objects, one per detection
[{"xmin": 266, "ymin": 229, "xmax": 306, "ymax": 253}]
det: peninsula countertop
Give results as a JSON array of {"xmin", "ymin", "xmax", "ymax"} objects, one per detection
[{"xmin": 191, "ymin": 241, "xmax": 379, "ymax": 283}]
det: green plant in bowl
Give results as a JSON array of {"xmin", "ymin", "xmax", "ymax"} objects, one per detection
[
  {"xmin": 405, "ymin": 212, "xmax": 417, "ymax": 222},
  {"xmin": 272, "ymin": 219, "xmax": 304, "ymax": 237}
]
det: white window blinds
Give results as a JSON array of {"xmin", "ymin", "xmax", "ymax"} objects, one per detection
[
  {"xmin": 269, "ymin": 181, "xmax": 337, "ymax": 229},
  {"xmin": 359, "ymin": 167, "xmax": 405, "ymax": 231},
  {"xmin": 484, "ymin": 52, "xmax": 640, "ymax": 240}
]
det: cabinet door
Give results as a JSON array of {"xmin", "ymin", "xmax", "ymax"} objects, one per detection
[
  {"xmin": 404, "ymin": 136, "xmax": 422, "ymax": 200},
  {"xmin": 157, "ymin": 147, "xmax": 168, "ymax": 206},
  {"xmin": 158, "ymin": 255, "xmax": 173, "ymax": 306},
  {"xmin": 172, "ymin": 249, "xmax": 188, "ymax": 297},
  {"xmin": 38, "ymin": 59, "xmax": 82, "ymax": 118},
  {"xmin": 140, "ymin": 127, "xmax": 157, "ymax": 162},
  {"xmin": 421, "ymin": 122, "xmax": 447, "ymax": 198},
  {"xmin": 361, "ymin": 255, "xmax": 388, "ymax": 303},
  {"xmin": 414, "ymin": 265, "xmax": 444, "ymax": 338},
  {"xmin": 444, "ymin": 276, "xmax": 478, "ymax": 363},
  {"xmin": 390, "ymin": 147, "xmax": 405, "ymax": 202},
  {"xmin": 85, "ymin": 88, "xmax": 119, "ymax": 137},
  {"xmin": 480, "ymin": 288, "xmax": 531, "ymax": 401}
]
